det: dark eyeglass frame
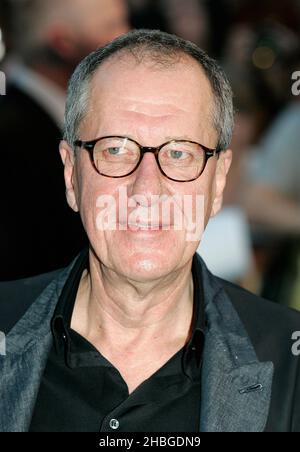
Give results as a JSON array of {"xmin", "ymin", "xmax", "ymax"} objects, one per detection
[{"xmin": 74, "ymin": 136, "xmax": 221, "ymax": 182}]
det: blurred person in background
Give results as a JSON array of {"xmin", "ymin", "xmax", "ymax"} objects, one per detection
[
  {"xmin": 250, "ymin": 23, "xmax": 300, "ymax": 126},
  {"xmin": 220, "ymin": 20, "xmax": 300, "ymax": 296},
  {"xmin": 238, "ymin": 19, "xmax": 300, "ymax": 309},
  {"xmin": 0, "ymin": 0, "xmax": 12, "ymax": 61},
  {"xmin": 0, "ymin": 0, "xmax": 129, "ymax": 281},
  {"xmin": 224, "ymin": 22, "xmax": 300, "ymax": 140},
  {"xmin": 244, "ymin": 94, "xmax": 300, "ymax": 309},
  {"xmin": 159, "ymin": 0, "xmax": 210, "ymax": 50}
]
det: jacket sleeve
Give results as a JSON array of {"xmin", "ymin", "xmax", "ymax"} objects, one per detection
[{"xmin": 0, "ymin": 270, "xmax": 60, "ymax": 334}]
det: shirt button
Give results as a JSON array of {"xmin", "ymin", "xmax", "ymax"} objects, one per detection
[{"xmin": 109, "ymin": 419, "xmax": 120, "ymax": 430}]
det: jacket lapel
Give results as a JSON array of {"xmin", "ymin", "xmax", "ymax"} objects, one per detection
[
  {"xmin": 200, "ymin": 320, "xmax": 274, "ymax": 432},
  {"xmin": 0, "ymin": 264, "xmax": 75, "ymax": 432},
  {"xmin": 199, "ymin": 257, "xmax": 274, "ymax": 432}
]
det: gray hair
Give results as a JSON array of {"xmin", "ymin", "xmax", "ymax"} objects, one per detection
[{"xmin": 64, "ymin": 29, "xmax": 234, "ymax": 151}]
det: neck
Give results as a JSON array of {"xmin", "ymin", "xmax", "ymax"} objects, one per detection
[{"xmin": 71, "ymin": 250, "xmax": 195, "ymax": 352}]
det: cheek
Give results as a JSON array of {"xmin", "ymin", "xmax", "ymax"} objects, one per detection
[
  {"xmin": 74, "ymin": 160, "xmax": 108, "ymax": 232},
  {"xmin": 204, "ymin": 179, "xmax": 216, "ymax": 220},
  {"xmin": 190, "ymin": 170, "xmax": 216, "ymax": 227}
]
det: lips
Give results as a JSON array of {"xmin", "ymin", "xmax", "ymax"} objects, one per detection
[{"xmin": 120, "ymin": 222, "xmax": 172, "ymax": 231}]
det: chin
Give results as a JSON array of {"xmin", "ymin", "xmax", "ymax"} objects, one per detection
[
  {"xmin": 91, "ymin": 229, "xmax": 193, "ymax": 281},
  {"xmin": 118, "ymin": 252, "xmax": 177, "ymax": 282}
]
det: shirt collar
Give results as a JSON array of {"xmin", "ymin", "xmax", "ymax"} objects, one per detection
[
  {"xmin": 52, "ymin": 249, "xmax": 206, "ymax": 375},
  {"xmin": 183, "ymin": 253, "xmax": 206, "ymax": 377}
]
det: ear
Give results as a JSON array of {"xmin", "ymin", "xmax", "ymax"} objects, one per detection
[
  {"xmin": 210, "ymin": 149, "xmax": 233, "ymax": 218},
  {"xmin": 59, "ymin": 140, "xmax": 79, "ymax": 212}
]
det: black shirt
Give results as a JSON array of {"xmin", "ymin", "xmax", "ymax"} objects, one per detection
[{"xmin": 30, "ymin": 249, "xmax": 205, "ymax": 432}]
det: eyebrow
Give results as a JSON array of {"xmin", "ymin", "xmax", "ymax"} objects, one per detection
[{"xmin": 98, "ymin": 134, "xmax": 197, "ymax": 142}]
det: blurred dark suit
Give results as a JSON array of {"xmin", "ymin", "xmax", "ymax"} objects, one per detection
[{"xmin": 0, "ymin": 82, "xmax": 87, "ymax": 281}]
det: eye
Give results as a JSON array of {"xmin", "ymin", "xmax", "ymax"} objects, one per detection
[
  {"xmin": 103, "ymin": 146, "xmax": 132, "ymax": 158},
  {"xmin": 169, "ymin": 150, "xmax": 189, "ymax": 160},
  {"xmin": 100, "ymin": 144, "xmax": 138, "ymax": 162},
  {"xmin": 107, "ymin": 147, "xmax": 123, "ymax": 156},
  {"xmin": 162, "ymin": 148, "xmax": 193, "ymax": 163}
]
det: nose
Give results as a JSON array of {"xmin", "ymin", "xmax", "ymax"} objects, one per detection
[{"xmin": 130, "ymin": 152, "xmax": 164, "ymax": 204}]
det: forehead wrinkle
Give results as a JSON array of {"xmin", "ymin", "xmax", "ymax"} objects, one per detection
[
  {"xmin": 95, "ymin": 93, "xmax": 190, "ymax": 117},
  {"xmin": 82, "ymin": 101, "xmax": 215, "ymax": 145},
  {"xmin": 117, "ymin": 108, "xmax": 185, "ymax": 122},
  {"xmin": 120, "ymin": 97, "xmax": 189, "ymax": 115},
  {"xmin": 87, "ymin": 97, "xmax": 191, "ymax": 131}
]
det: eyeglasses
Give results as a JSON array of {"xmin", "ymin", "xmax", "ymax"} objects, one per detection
[{"xmin": 74, "ymin": 136, "xmax": 221, "ymax": 182}]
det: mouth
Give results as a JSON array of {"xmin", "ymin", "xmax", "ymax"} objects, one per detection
[{"xmin": 119, "ymin": 222, "xmax": 173, "ymax": 231}]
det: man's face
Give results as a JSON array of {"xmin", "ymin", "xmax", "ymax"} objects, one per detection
[{"xmin": 61, "ymin": 56, "xmax": 232, "ymax": 282}]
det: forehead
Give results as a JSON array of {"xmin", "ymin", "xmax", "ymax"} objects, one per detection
[
  {"xmin": 92, "ymin": 54, "xmax": 212, "ymax": 107},
  {"xmin": 82, "ymin": 54, "xmax": 216, "ymax": 141}
]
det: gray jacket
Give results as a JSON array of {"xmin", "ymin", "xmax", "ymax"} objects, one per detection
[{"xmin": 0, "ymin": 254, "xmax": 299, "ymax": 432}]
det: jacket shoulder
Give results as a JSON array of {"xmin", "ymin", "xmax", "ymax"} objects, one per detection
[
  {"xmin": 219, "ymin": 278, "xmax": 300, "ymax": 333},
  {"xmin": 0, "ymin": 270, "xmax": 62, "ymax": 334}
]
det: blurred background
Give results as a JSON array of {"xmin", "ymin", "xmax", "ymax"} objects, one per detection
[{"xmin": 0, "ymin": 0, "xmax": 299, "ymax": 310}]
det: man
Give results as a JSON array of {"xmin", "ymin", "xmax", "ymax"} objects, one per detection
[
  {"xmin": 0, "ymin": 30, "xmax": 299, "ymax": 432},
  {"xmin": 0, "ymin": 0, "xmax": 129, "ymax": 280}
]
